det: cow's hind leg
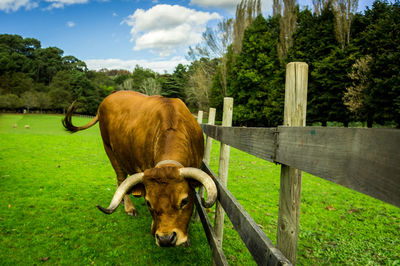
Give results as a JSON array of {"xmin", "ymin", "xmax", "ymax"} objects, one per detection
[{"xmin": 103, "ymin": 144, "xmax": 138, "ymax": 217}]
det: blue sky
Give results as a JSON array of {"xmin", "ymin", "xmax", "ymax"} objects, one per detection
[{"xmin": 1, "ymin": 0, "xmax": 375, "ymax": 73}]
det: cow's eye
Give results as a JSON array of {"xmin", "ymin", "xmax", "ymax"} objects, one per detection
[
  {"xmin": 180, "ymin": 198, "xmax": 188, "ymax": 209},
  {"xmin": 146, "ymin": 200, "xmax": 152, "ymax": 210}
]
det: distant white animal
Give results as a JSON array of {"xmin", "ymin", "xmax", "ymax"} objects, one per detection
[{"xmin": 24, "ymin": 125, "xmax": 30, "ymax": 129}]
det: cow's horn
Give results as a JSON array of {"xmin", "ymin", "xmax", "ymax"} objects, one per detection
[
  {"xmin": 96, "ymin": 173, "xmax": 144, "ymax": 214},
  {"xmin": 179, "ymin": 168, "xmax": 217, "ymax": 208}
]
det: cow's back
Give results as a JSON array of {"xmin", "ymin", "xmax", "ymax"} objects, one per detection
[{"xmin": 97, "ymin": 91, "xmax": 203, "ymax": 174}]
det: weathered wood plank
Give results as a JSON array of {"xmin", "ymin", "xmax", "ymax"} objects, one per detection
[
  {"xmin": 214, "ymin": 97, "xmax": 233, "ymax": 251},
  {"xmin": 200, "ymin": 124, "xmax": 276, "ymax": 163},
  {"xmin": 201, "ymin": 124, "xmax": 400, "ymax": 207},
  {"xmin": 196, "ymin": 108, "xmax": 216, "ymax": 222},
  {"xmin": 197, "ymin": 110, "xmax": 203, "ymax": 124},
  {"xmin": 277, "ymin": 62, "xmax": 308, "ymax": 265},
  {"xmin": 204, "ymin": 108, "xmax": 216, "ymax": 165},
  {"xmin": 194, "ymin": 191, "xmax": 229, "ymax": 266},
  {"xmin": 276, "ymin": 126, "xmax": 400, "ymax": 208},
  {"xmin": 201, "ymin": 162, "xmax": 292, "ymax": 266}
]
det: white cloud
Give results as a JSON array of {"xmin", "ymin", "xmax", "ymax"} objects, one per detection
[
  {"xmin": 44, "ymin": 0, "xmax": 88, "ymax": 9},
  {"xmin": 85, "ymin": 57, "xmax": 190, "ymax": 74},
  {"xmin": 0, "ymin": 0, "xmax": 91, "ymax": 11},
  {"xmin": 122, "ymin": 4, "xmax": 221, "ymax": 57},
  {"xmin": 0, "ymin": 0, "xmax": 37, "ymax": 12},
  {"xmin": 66, "ymin": 21, "xmax": 76, "ymax": 27}
]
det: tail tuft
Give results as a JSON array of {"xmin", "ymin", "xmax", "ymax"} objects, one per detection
[
  {"xmin": 62, "ymin": 100, "xmax": 99, "ymax": 133},
  {"xmin": 62, "ymin": 101, "xmax": 80, "ymax": 133}
]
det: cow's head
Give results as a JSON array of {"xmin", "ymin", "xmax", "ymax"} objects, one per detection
[{"xmin": 97, "ymin": 166, "xmax": 217, "ymax": 247}]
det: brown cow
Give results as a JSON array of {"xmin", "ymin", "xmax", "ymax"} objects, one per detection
[{"xmin": 62, "ymin": 91, "xmax": 217, "ymax": 247}]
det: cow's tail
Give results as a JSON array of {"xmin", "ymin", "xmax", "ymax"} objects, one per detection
[{"xmin": 62, "ymin": 101, "xmax": 99, "ymax": 133}]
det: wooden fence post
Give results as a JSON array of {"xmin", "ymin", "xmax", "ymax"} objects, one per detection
[
  {"xmin": 195, "ymin": 108, "xmax": 216, "ymax": 222},
  {"xmin": 204, "ymin": 108, "xmax": 216, "ymax": 165},
  {"xmin": 276, "ymin": 62, "xmax": 308, "ymax": 264},
  {"xmin": 195, "ymin": 110, "xmax": 204, "ymax": 219},
  {"xmin": 214, "ymin": 98, "xmax": 233, "ymax": 252},
  {"xmin": 197, "ymin": 110, "xmax": 203, "ymax": 125}
]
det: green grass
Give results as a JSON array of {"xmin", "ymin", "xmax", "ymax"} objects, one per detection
[{"xmin": 1, "ymin": 114, "xmax": 399, "ymax": 265}]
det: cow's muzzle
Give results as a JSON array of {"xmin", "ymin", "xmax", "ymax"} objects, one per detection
[{"xmin": 156, "ymin": 232, "xmax": 177, "ymax": 247}]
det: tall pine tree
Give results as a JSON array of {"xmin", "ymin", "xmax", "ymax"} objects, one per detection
[{"xmin": 229, "ymin": 15, "xmax": 284, "ymax": 126}]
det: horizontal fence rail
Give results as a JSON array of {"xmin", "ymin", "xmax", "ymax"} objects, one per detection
[
  {"xmin": 200, "ymin": 162, "xmax": 292, "ymax": 266},
  {"xmin": 193, "ymin": 191, "xmax": 228, "ymax": 266},
  {"xmin": 201, "ymin": 125, "xmax": 277, "ymax": 163},
  {"xmin": 201, "ymin": 124, "xmax": 400, "ymax": 208}
]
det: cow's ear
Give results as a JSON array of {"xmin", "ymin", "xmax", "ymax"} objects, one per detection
[
  {"xmin": 188, "ymin": 179, "xmax": 201, "ymax": 188},
  {"xmin": 130, "ymin": 183, "xmax": 145, "ymax": 197}
]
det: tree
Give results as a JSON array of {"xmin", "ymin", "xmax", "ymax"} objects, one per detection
[
  {"xmin": 139, "ymin": 78, "xmax": 162, "ymax": 96},
  {"xmin": 287, "ymin": 6, "xmax": 339, "ymax": 125},
  {"xmin": 0, "ymin": 34, "xmax": 116, "ymax": 115},
  {"xmin": 49, "ymin": 71, "xmax": 73, "ymax": 94},
  {"xmin": 229, "ymin": 15, "xmax": 284, "ymax": 126},
  {"xmin": 170, "ymin": 64, "xmax": 188, "ymax": 98},
  {"xmin": 130, "ymin": 65, "xmax": 157, "ymax": 90},
  {"xmin": 343, "ymin": 55, "xmax": 371, "ymax": 120},
  {"xmin": 69, "ymin": 71, "xmax": 99, "ymax": 114},
  {"xmin": 349, "ymin": 0, "xmax": 400, "ymax": 127},
  {"xmin": 49, "ymin": 88, "xmax": 72, "ymax": 113},
  {"xmin": 199, "ymin": 19, "xmax": 233, "ymax": 98},
  {"xmin": 311, "ymin": 46, "xmax": 355, "ymax": 126},
  {"xmin": 87, "ymin": 70, "xmax": 115, "ymax": 87},
  {"xmin": 333, "ymin": 0, "xmax": 359, "ymax": 49},
  {"xmin": 62, "ymin": 55, "xmax": 87, "ymax": 72},
  {"xmin": 36, "ymin": 92, "xmax": 51, "ymax": 113},
  {"xmin": 23, "ymin": 37, "xmax": 41, "ymax": 58},
  {"xmin": 209, "ymin": 70, "xmax": 224, "ymax": 115},
  {"xmin": 273, "ymin": 0, "xmax": 282, "ymax": 16},
  {"xmin": 21, "ymin": 91, "xmax": 38, "ymax": 113},
  {"xmin": 185, "ymin": 58, "xmax": 218, "ymax": 110},
  {"xmin": 103, "ymin": 69, "xmax": 132, "ymax": 85},
  {"xmin": 278, "ymin": 0, "xmax": 298, "ymax": 59},
  {"xmin": 48, "ymin": 71, "xmax": 73, "ymax": 112},
  {"xmin": 188, "ymin": 0, "xmax": 261, "ymax": 106},
  {"xmin": 121, "ymin": 78, "xmax": 135, "ymax": 91},
  {"xmin": 313, "ymin": 0, "xmax": 332, "ymax": 15},
  {"xmin": 232, "ymin": 0, "xmax": 262, "ymax": 55},
  {"xmin": 0, "ymin": 34, "xmax": 31, "ymax": 75},
  {"xmin": 158, "ymin": 74, "xmax": 184, "ymax": 99},
  {"xmin": 0, "ymin": 94, "xmax": 23, "ymax": 110},
  {"xmin": 0, "ymin": 72, "xmax": 35, "ymax": 96}
]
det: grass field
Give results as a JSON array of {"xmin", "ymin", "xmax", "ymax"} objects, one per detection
[{"xmin": 0, "ymin": 114, "xmax": 399, "ymax": 265}]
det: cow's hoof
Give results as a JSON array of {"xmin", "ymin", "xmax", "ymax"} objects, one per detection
[
  {"xmin": 182, "ymin": 239, "xmax": 191, "ymax": 247},
  {"xmin": 127, "ymin": 210, "xmax": 138, "ymax": 217}
]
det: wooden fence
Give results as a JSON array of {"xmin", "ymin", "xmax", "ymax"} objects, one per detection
[
  {"xmin": 194, "ymin": 62, "xmax": 400, "ymax": 265},
  {"xmin": 200, "ymin": 125, "xmax": 400, "ymax": 208}
]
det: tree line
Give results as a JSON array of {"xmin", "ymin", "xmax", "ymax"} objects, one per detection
[
  {"xmin": 1, "ymin": 0, "xmax": 399, "ymax": 128},
  {"xmin": 0, "ymin": 33, "xmax": 203, "ymax": 115},
  {"xmin": 197, "ymin": 0, "xmax": 400, "ymax": 128}
]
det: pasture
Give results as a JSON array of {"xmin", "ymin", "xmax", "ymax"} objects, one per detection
[{"xmin": 0, "ymin": 114, "xmax": 399, "ymax": 265}]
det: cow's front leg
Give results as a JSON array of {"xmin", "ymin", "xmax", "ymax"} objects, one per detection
[
  {"xmin": 103, "ymin": 143, "xmax": 138, "ymax": 217},
  {"xmin": 117, "ymin": 175, "xmax": 138, "ymax": 217}
]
